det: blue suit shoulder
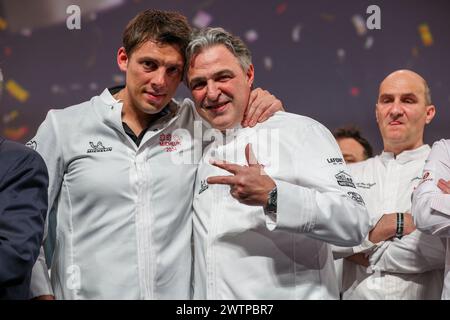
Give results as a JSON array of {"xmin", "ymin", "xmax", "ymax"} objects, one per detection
[
  {"xmin": 0, "ymin": 137, "xmax": 48, "ymax": 300},
  {"xmin": 0, "ymin": 138, "xmax": 48, "ymax": 176}
]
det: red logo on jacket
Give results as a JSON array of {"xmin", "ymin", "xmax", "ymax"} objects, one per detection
[{"xmin": 159, "ymin": 133, "xmax": 181, "ymax": 152}]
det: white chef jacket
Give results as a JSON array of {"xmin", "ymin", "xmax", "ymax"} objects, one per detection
[
  {"xmin": 193, "ymin": 112, "xmax": 371, "ymax": 300},
  {"xmin": 412, "ymin": 139, "xmax": 450, "ymax": 299},
  {"xmin": 337, "ymin": 145, "xmax": 445, "ymax": 300},
  {"xmin": 29, "ymin": 88, "xmax": 200, "ymax": 299}
]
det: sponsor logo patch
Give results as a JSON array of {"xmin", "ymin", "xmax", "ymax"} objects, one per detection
[
  {"xmin": 26, "ymin": 140, "xmax": 37, "ymax": 150},
  {"xmin": 356, "ymin": 182, "xmax": 376, "ymax": 189},
  {"xmin": 87, "ymin": 141, "xmax": 112, "ymax": 153},
  {"xmin": 347, "ymin": 191, "xmax": 365, "ymax": 206},
  {"xmin": 159, "ymin": 133, "xmax": 182, "ymax": 152},
  {"xmin": 199, "ymin": 180, "xmax": 209, "ymax": 194},
  {"xmin": 327, "ymin": 157, "xmax": 344, "ymax": 165},
  {"xmin": 335, "ymin": 171, "xmax": 356, "ymax": 188}
]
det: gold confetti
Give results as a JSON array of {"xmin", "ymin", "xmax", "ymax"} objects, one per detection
[
  {"xmin": 320, "ymin": 13, "xmax": 335, "ymax": 22},
  {"xmin": 418, "ymin": 23, "xmax": 433, "ymax": 47},
  {"xmin": 6, "ymin": 80, "xmax": 29, "ymax": 102},
  {"xmin": 0, "ymin": 18, "xmax": 7, "ymax": 30}
]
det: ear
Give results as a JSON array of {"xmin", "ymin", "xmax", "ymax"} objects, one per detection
[
  {"xmin": 425, "ymin": 105, "xmax": 436, "ymax": 124},
  {"xmin": 117, "ymin": 47, "xmax": 129, "ymax": 72},
  {"xmin": 246, "ymin": 64, "xmax": 255, "ymax": 88},
  {"xmin": 375, "ymin": 103, "xmax": 380, "ymax": 123}
]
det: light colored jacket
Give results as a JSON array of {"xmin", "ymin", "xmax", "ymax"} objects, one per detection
[
  {"xmin": 338, "ymin": 145, "xmax": 445, "ymax": 300},
  {"xmin": 193, "ymin": 112, "xmax": 371, "ymax": 299},
  {"xmin": 29, "ymin": 89, "xmax": 199, "ymax": 299},
  {"xmin": 412, "ymin": 139, "xmax": 450, "ymax": 299}
]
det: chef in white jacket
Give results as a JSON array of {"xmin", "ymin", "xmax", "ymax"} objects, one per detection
[
  {"xmin": 334, "ymin": 70, "xmax": 445, "ymax": 300},
  {"xmin": 412, "ymin": 139, "xmax": 450, "ymax": 299},
  {"xmin": 28, "ymin": 10, "xmax": 282, "ymax": 300},
  {"xmin": 186, "ymin": 27, "xmax": 371, "ymax": 300}
]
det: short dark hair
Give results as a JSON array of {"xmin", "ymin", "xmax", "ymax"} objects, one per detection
[
  {"xmin": 122, "ymin": 9, "xmax": 191, "ymax": 59},
  {"xmin": 334, "ymin": 125, "xmax": 373, "ymax": 159}
]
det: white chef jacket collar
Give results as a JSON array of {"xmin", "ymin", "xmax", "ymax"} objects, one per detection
[
  {"xmin": 380, "ymin": 144, "xmax": 430, "ymax": 165},
  {"xmin": 97, "ymin": 87, "xmax": 180, "ymax": 133}
]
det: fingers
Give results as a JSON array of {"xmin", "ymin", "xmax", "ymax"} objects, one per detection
[
  {"xmin": 256, "ymin": 102, "xmax": 277, "ymax": 124},
  {"xmin": 243, "ymin": 88, "xmax": 267, "ymax": 127},
  {"xmin": 207, "ymin": 175, "xmax": 237, "ymax": 185},
  {"xmin": 438, "ymin": 179, "xmax": 450, "ymax": 194},
  {"xmin": 210, "ymin": 159, "xmax": 242, "ymax": 174},
  {"xmin": 245, "ymin": 143, "xmax": 259, "ymax": 166}
]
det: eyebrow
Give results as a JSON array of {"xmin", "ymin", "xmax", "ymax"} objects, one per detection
[
  {"xmin": 379, "ymin": 93, "xmax": 418, "ymax": 100},
  {"xmin": 137, "ymin": 57, "xmax": 183, "ymax": 69},
  {"xmin": 189, "ymin": 69, "xmax": 235, "ymax": 88}
]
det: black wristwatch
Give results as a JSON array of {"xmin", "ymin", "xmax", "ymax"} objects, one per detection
[{"xmin": 265, "ymin": 186, "xmax": 277, "ymax": 214}]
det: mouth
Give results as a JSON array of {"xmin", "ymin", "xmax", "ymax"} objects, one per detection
[
  {"xmin": 143, "ymin": 91, "xmax": 166, "ymax": 104},
  {"xmin": 204, "ymin": 101, "xmax": 231, "ymax": 113},
  {"xmin": 389, "ymin": 120, "xmax": 403, "ymax": 126}
]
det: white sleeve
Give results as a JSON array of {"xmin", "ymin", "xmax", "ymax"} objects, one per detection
[
  {"xmin": 269, "ymin": 123, "xmax": 371, "ymax": 247},
  {"xmin": 368, "ymin": 230, "xmax": 446, "ymax": 273},
  {"xmin": 412, "ymin": 140, "xmax": 450, "ymax": 237},
  {"xmin": 29, "ymin": 110, "xmax": 65, "ymax": 297}
]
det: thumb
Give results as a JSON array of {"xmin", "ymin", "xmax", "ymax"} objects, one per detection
[{"xmin": 245, "ymin": 143, "xmax": 259, "ymax": 166}]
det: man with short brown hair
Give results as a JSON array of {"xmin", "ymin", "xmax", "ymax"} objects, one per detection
[{"xmin": 30, "ymin": 10, "xmax": 282, "ymax": 300}]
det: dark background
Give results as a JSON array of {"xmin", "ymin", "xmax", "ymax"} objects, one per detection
[{"xmin": 0, "ymin": 0, "xmax": 449, "ymax": 153}]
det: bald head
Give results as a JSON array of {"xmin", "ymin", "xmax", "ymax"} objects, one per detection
[
  {"xmin": 379, "ymin": 70, "xmax": 431, "ymax": 105},
  {"xmin": 376, "ymin": 69, "xmax": 436, "ymax": 155}
]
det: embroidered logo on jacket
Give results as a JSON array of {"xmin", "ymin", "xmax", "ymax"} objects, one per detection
[
  {"xmin": 347, "ymin": 191, "xmax": 365, "ymax": 206},
  {"xmin": 335, "ymin": 171, "xmax": 356, "ymax": 188},
  {"xmin": 356, "ymin": 182, "xmax": 376, "ymax": 189},
  {"xmin": 87, "ymin": 141, "xmax": 112, "ymax": 153},
  {"xmin": 327, "ymin": 158, "xmax": 344, "ymax": 165},
  {"xmin": 159, "ymin": 133, "xmax": 181, "ymax": 152},
  {"xmin": 26, "ymin": 140, "xmax": 37, "ymax": 150},
  {"xmin": 199, "ymin": 180, "xmax": 209, "ymax": 194}
]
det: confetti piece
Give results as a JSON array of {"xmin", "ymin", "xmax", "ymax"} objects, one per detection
[
  {"xmin": 320, "ymin": 13, "xmax": 336, "ymax": 22},
  {"xmin": 50, "ymin": 84, "xmax": 66, "ymax": 94},
  {"xmin": 276, "ymin": 3, "xmax": 287, "ymax": 15},
  {"xmin": 4, "ymin": 126, "xmax": 28, "ymax": 141},
  {"xmin": 192, "ymin": 11, "xmax": 212, "ymax": 28},
  {"xmin": 352, "ymin": 15, "xmax": 367, "ymax": 36},
  {"xmin": 412, "ymin": 47, "xmax": 419, "ymax": 57},
  {"xmin": 418, "ymin": 23, "xmax": 433, "ymax": 47},
  {"xmin": 89, "ymin": 82, "xmax": 98, "ymax": 90},
  {"xmin": 3, "ymin": 110, "xmax": 19, "ymax": 124},
  {"xmin": 70, "ymin": 83, "xmax": 82, "ymax": 91},
  {"xmin": 4, "ymin": 46, "xmax": 12, "ymax": 57},
  {"xmin": 113, "ymin": 74, "xmax": 125, "ymax": 84},
  {"xmin": 292, "ymin": 24, "xmax": 302, "ymax": 42},
  {"xmin": 263, "ymin": 57, "xmax": 273, "ymax": 71},
  {"xmin": 245, "ymin": 30, "xmax": 258, "ymax": 43},
  {"xmin": 364, "ymin": 36, "xmax": 374, "ymax": 49},
  {"xmin": 20, "ymin": 28, "xmax": 32, "ymax": 37},
  {"xmin": 337, "ymin": 48, "xmax": 346, "ymax": 62},
  {"xmin": 350, "ymin": 87, "xmax": 360, "ymax": 97},
  {"xmin": 0, "ymin": 18, "xmax": 7, "ymax": 31},
  {"xmin": 6, "ymin": 80, "xmax": 29, "ymax": 102}
]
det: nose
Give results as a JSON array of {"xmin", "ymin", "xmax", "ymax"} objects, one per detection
[
  {"xmin": 206, "ymin": 81, "xmax": 220, "ymax": 102},
  {"xmin": 389, "ymin": 100, "xmax": 404, "ymax": 118},
  {"xmin": 151, "ymin": 68, "xmax": 166, "ymax": 90}
]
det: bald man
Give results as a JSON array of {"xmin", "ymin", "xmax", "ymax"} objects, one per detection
[{"xmin": 334, "ymin": 70, "xmax": 446, "ymax": 299}]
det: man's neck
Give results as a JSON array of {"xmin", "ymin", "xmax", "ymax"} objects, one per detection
[
  {"xmin": 114, "ymin": 88, "xmax": 154, "ymax": 137},
  {"xmin": 383, "ymin": 140, "xmax": 425, "ymax": 157}
]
